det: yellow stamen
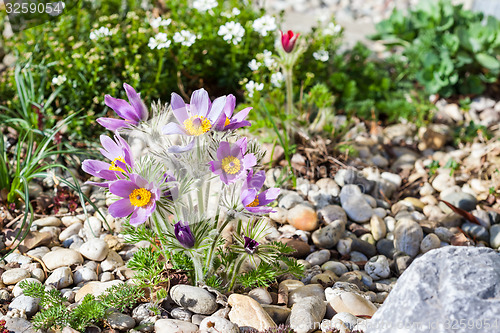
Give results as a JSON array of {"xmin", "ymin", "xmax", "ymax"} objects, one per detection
[
  {"xmin": 109, "ymin": 156, "xmax": 126, "ymax": 172},
  {"xmin": 221, "ymin": 156, "xmax": 241, "ymax": 175},
  {"xmin": 224, "ymin": 117, "xmax": 231, "ymax": 127},
  {"xmin": 183, "ymin": 115, "xmax": 212, "ymax": 136},
  {"xmin": 246, "ymin": 196, "xmax": 260, "ymax": 207},
  {"xmin": 129, "ymin": 188, "xmax": 152, "ymax": 207}
]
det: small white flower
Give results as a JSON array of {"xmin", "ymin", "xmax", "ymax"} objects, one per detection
[
  {"xmin": 221, "ymin": 7, "xmax": 240, "ymax": 18},
  {"xmin": 324, "ymin": 22, "xmax": 342, "ymax": 35},
  {"xmin": 148, "ymin": 33, "xmax": 171, "ymax": 50},
  {"xmin": 218, "ymin": 21, "xmax": 245, "ymax": 45},
  {"xmin": 89, "ymin": 26, "xmax": 113, "ymax": 40},
  {"xmin": 313, "ymin": 50, "xmax": 329, "ymax": 62},
  {"xmin": 173, "ymin": 30, "xmax": 197, "ymax": 47},
  {"xmin": 270, "ymin": 72, "xmax": 284, "ymax": 88},
  {"xmin": 150, "ymin": 17, "xmax": 172, "ymax": 29},
  {"xmin": 51, "ymin": 75, "xmax": 67, "ymax": 86},
  {"xmin": 248, "ymin": 59, "xmax": 261, "ymax": 71},
  {"xmin": 252, "ymin": 15, "xmax": 277, "ymax": 37},
  {"xmin": 262, "ymin": 49, "xmax": 276, "ymax": 68},
  {"xmin": 193, "ymin": 0, "xmax": 218, "ymax": 12},
  {"xmin": 245, "ymin": 80, "xmax": 264, "ymax": 98}
]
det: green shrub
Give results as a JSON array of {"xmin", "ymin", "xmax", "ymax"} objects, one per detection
[
  {"xmin": 372, "ymin": 0, "xmax": 500, "ymax": 97},
  {"xmin": 1, "ymin": 0, "xmax": 277, "ymax": 138}
]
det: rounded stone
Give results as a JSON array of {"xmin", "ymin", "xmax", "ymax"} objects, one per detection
[
  {"xmin": 364, "ymin": 255, "xmax": 391, "ymax": 280},
  {"xmin": 42, "ymin": 249, "xmax": 83, "ymax": 270},
  {"xmin": 311, "ymin": 220, "xmax": 345, "ymax": 249},
  {"xmin": 420, "ymin": 233, "xmax": 441, "ymax": 254},
  {"xmin": 73, "ymin": 267, "xmax": 98, "ymax": 285},
  {"xmin": 432, "ymin": 173, "xmax": 455, "ymax": 192},
  {"xmin": 170, "ymin": 285, "xmax": 217, "ymax": 315},
  {"xmin": 370, "ymin": 215, "xmax": 386, "ymax": 241},
  {"xmin": 490, "ymin": 224, "xmax": 500, "ymax": 249},
  {"xmin": 154, "ymin": 319, "xmax": 198, "ymax": 333},
  {"xmin": 59, "ymin": 222, "xmax": 83, "ymax": 242},
  {"xmin": 340, "ymin": 185, "xmax": 373, "ymax": 223},
  {"xmin": 8, "ymin": 295, "xmax": 39, "ymax": 317},
  {"xmin": 100, "ymin": 250, "xmax": 124, "ymax": 272},
  {"xmin": 441, "ymin": 191, "xmax": 477, "ymax": 212},
  {"xmin": 33, "ymin": 216, "xmax": 62, "ymax": 227},
  {"xmin": 170, "ymin": 307, "xmax": 193, "ymax": 321},
  {"xmin": 107, "ymin": 312, "xmax": 136, "ymax": 330},
  {"xmin": 288, "ymin": 284, "xmax": 326, "ymax": 307},
  {"xmin": 45, "ymin": 267, "xmax": 73, "ymax": 289},
  {"xmin": 79, "ymin": 239, "xmax": 109, "ymax": 261},
  {"xmin": 287, "ymin": 204, "xmax": 318, "ymax": 231},
  {"xmin": 228, "ymin": 294, "xmax": 277, "ymax": 331},
  {"xmin": 199, "ymin": 316, "xmax": 239, "ymax": 333},
  {"xmin": 248, "ymin": 287, "xmax": 273, "ymax": 305},
  {"xmin": 322, "ymin": 261, "xmax": 348, "ymax": 276},
  {"xmin": 305, "ymin": 249, "xmax": 331, "ymax": 266},
  {"xmin": 310, "ymin": 271, "xmax": 337, "ymax": 287},
  {"xmin": 319, "ymin": 205, "xmax": 348, "ymax": 224},
  {"xmin": 2, "ymin": 268, "xmax": 31, "ymax": 285},
  {"xmin": 326, "ymin": 291, "xmax": 377, "ymax": 317},
  {"xmin": 394, "ymin": 219, "xmax": 423, "ymax": 258}
]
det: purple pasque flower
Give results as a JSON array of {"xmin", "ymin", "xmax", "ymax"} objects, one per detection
[
  {"xmin": 241, "ymin": 169, "xmax": 280, "ymax": 214},
  {"xmin": 162, "ymin": 88, "xmax": 226, "ymax": 137},
  {"xmin": 82, "ymin": 134, "xmax": 134, "ymax": 187},
  {"xmin": 174, "ymin": 221, "xmax": 195, "ymax": 248},
  {"xmin": 213, "ymin": 94, "xmax": 252, "ymax": 131},
  {"xmin": 97, "ymin": 83, "xmax": 148, "ymax": 131},
  {"xmin": 244, "ymin": 236, "xmax": 259, "ymax": 254},
  {"xmin": 209, "ymin": 137, "xmax": 257, "ymax": 184},
  {"xmin": 108, "ymin": 173, "xmax": 161, "ymax": 226}
]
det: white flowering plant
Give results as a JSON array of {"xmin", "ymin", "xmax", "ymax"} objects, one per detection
[
  {"xmin": 83, "ymin": 84, "xmax": 304, "ymax": 291},
  {"xmin": 1, "ymin": 0, "xmax": 280, "ymax": 139}
]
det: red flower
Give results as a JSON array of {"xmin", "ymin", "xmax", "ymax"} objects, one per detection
[{"xmin": 280, "ymin": 30, "xmax": 299, "ymax": 53}]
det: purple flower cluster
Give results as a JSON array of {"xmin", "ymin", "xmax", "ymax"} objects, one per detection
[{"xmin": 83, "ymin": 83, "xmax": 279, "ymax": 251}]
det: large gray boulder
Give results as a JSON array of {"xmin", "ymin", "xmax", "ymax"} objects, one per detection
[{"xmin": 367, "ymin": 246, "xmax": 500, "ymax": 333}]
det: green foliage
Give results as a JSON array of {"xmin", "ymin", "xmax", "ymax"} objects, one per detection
[
  {"xmin": 1, "ymin": 0, "xmax": 277, "ymax": 139},
  {"xmin": 372, "ymin": 0, "xmax": 500, "ymax": 97},
  {"xmin": 427, "ymin": 160, "xmax": 440, "ymax": 176},
  {"xmin": 20, "ymin": 280, "xmax": 144, "ymax": 331},
  {"xmin": 444, "ymin": 158, "xmax": 459, "ymax": 176},
  {"xmin": 453, "ymin": 121, "xmax": 492, "ymax": 144}
]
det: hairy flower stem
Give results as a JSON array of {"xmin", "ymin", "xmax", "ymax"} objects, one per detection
[
  {"xmin": 285, "ymin": 66, "xmax": 294, "ymax": 120},
  {"xmin": 189, "ymin": 252, "xmax": 205, "ymax": 284},
  {"xmin": 204, "ymin": 214, "xmax": 232, "ymax": 274},
  {"xmin": 228, "ymin": 256, "xmax": 245, "ymax": 291}
]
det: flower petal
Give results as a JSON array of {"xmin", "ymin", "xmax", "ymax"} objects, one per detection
[
  {"xmin": 82, "ymin": 159, "xmax": 111, "ymax": 178},
  {"xmin": 129, "ymin": 205, "xmax": 152, "ymax": 226},
  {"xmin": 258, "ymin": 187, "xmax": 280, "ymax": 205},
  {"xmin": 247, "ymin": 170, "xmax": 266, "ymax": 190},
  {"xmin": 168, "ymin": 138, "xmax": 195, "ymax": 153},
  {"xmin": 108, "ymin": 198, "xmax": 135, "ymax": 218},
  {"xmin": 100, "ymin": 135, "xmax": 120, "ymax": 160},
  {"xmin": 217, "ymin": 141, "xmax": 231, "ymax": 160},
  {"xmin": 105, "ymin": 95, "xmax": 139, "ymax": 122},
  {"xmin": 124, "ymin": 83, "xmax": 148, "ymax": 121},
  {"xmin": 162, "ymin": 122, "xmax": 188, "ymax": 135},
  {"xmin": 171, "ymin": 93, "xmax": 189, "ymax": 123},
  {"xmin": 109, "ymin": 180, "xmax": 138, "ymax": 197},
  {"xmin": 96, "ymin": 118, "xmax": 130, "ymax": 131},
  {"xmin": 241, "ymin": 188, "xmax": 258, "ymax": 206},
  {"xmin": 190, "ymin": 88, "xmax": 209, "ymax": 117},
  {"xmin": 242, "ymin": 153, "xmax": 257, "ymax": 169},
  {"xmin": 207, "ymin": 95, "xmax": 226, "ymax": 124}
]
